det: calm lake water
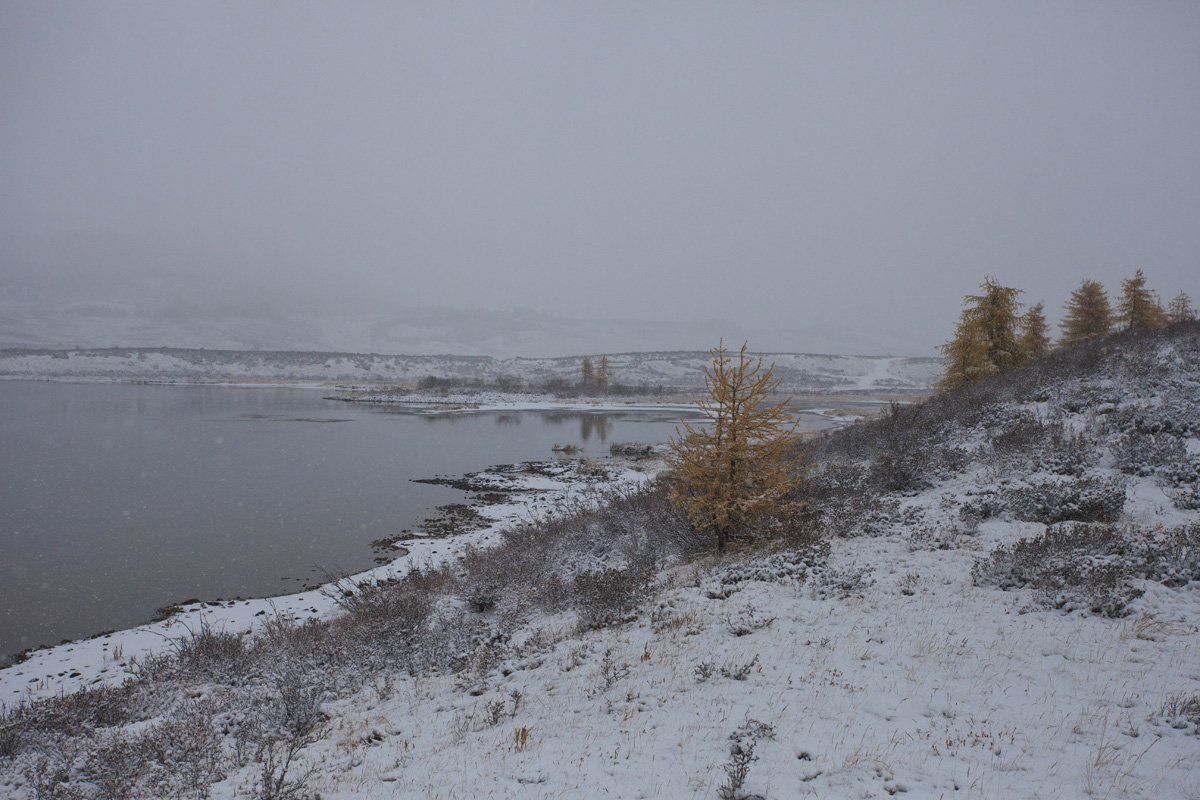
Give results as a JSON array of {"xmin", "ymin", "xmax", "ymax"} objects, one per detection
[{"xmin": 0, "ymin": 381, "xmax": 844, "ymax": 660}]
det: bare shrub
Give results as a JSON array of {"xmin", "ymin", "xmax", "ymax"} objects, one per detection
[
  {"xmin": 459, "ymin": 691, "xmax": 522, "ymax": 732},
  {"xmin": 454, "ymin": 479, "xmax": 695, "ymax": 623},
  {"xmin": 0, "ymin": 722, "xmax": 17, "ymax": 759},
  {"xmin": 973, "ymin": 522, "xmax": 1123, "ymax": 588},
  {"xmin": 610, "ymin": 442, "xmax": 654, "ymax": 458},
  {"xmin": 986, "ymin": 411, "xmax": 1057, "ymax": 469},
  {"xmin": 1030, "ymin": 423, "xmax": 1097, "ymax": 477},
  {"xmin": 978, "ymin": 521, "xmax": 1200, "ymax": 615},
  {"xmin": 328, "ymin": 572, "xmax": 437, "ymax": 637},
  {"xmin": 86, "ymin": 733, "xmax": 152, "ymax": 800},
  {"xmin": 907, "ymin": 517, "xmax": 969, "ymax": 551},
  {"xmin": 720, "ymin": 654, "xmax": 760, "ymax": 681},
  {"xmin": 253, "ymin": 738, "xmax": 317, "ymax": 800},
  {"xmin": 723, "ymin": 605, "xmax": 777, "ymax": 637},
  {"xmin": 717, "ymin": 718, "xmax": 775, "ymax": 799},
  {"xmin": 276, "ymin": 674, "xmax": 326, "ymax": 742},
  {"xmin": 168, "ymin": 621, "xmax": 251, "ymax": 681},
  {"xmin": 868, "ymin": 450, "xmax": 934, "ymax": 493},
  {"xmin": 804, "ymin": 480, "xmax": 901, "ymax": 538},
  {"xmin": 651, "ymin": 604, "xmax": 704, "ymax": 636},
  {"xmin": 1031, "ymin": 561, "xmax": 1141, "ymax": 618},
  {"xmin": 229, "ymin": 672, "xmax": 329, "ymax": 800},
  {"xmin": 323, "ymin": 571, "xmax": 438, "ymax": 674},
  {"xmin": 143, "ymin": 699, "xmax": 225, "ymax": 798},
  {"xmin": 574, "ymin": 566, "xmax": 652, "ymax": 631},
  {"xmin": 598, "ymin": 649, "xmax": 630, "ymax": 692},
  {"xmin": 1107, "ymin": 393, "xmax": 1200, "ymax": 437},
  {"xmin": 717, "ymin": 740, "xmax": 757, "ymax": 800},
  {"xmin": 463, "ymin": 581, "xmax": 501, "ymax": 613},
  {"xmin": 1, "ymin": 682, "xmax": 146, "ymax": 759},
  {"xmin": 21, "ymin": 735, "xmax": 84, "ymax": 800}
]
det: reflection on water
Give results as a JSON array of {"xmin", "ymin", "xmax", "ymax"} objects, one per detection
[{"xmin": 581, "ymin": 414, "xmax": 609, "ymax": 442}]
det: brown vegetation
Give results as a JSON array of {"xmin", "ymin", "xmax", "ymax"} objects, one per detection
[{"xmin": 666, "ymin": 341, "xmax": 805, "ymax": 551}]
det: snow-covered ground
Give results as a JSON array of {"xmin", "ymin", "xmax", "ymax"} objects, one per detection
[
  {"xmin": 278, "ymin": 331, "xmax": 1200, "ymax": 800},
  {"xmin": 291, "ymin": 527, "xmax": 1198, "ymax": 799},
  {"xmin": 327, "ymin": 388, "xmax": 708, "ymax": 414},
  {"xmin": 2, "ymin": 326, "xmax": 1198, "ymax": 799}
]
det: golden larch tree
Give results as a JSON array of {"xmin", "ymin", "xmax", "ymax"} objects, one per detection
[
  {"xmin": 1118, "ymin": 269, "xmax": 1164, "ymax": 332},
  {"xmin": 666, "ymin": 341, "xmax": 804, "ymax": 552},
  {"xmin": 580, "ymin": 356, "xmax": 595, "ymax": 388},
  {"xmin": 1059, "ymin": 279, "xmax": 1112, "ymax": 346},
  {"xmin": 937, "ymin": 277, "xmax": 1024, "ymax": 390},
  {"xmin": 1166, "ymin": 291, "xmax": 1197, "ymax": 324},
  {"xmin": 596, "ymin": 355, "xmax": 611, "ymax": 392},
  {"xmin": 1020, "ymin": 302, "xmax": 1051, "ymax": 360},
  {"xmin": 967, "ymin": 277, "xmax": 1025, "ymax": 371},
  {"xmin": 938, "ymin": 312, "xmax": 991, "ymax": 391}
]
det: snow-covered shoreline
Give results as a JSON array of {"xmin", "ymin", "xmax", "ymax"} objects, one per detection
[
  {"xmin": 3, "ymin": 373, "xmax": 880, "ymax": 425},
  {"xmin": 0, "ymin": 346, "xmax": 940, "ymax": 395},
  {"xmin": 0, "ymin": 457, "xmax": 655, "ymax": 708},
  {"xmin": 0, "ymin": 384, "xmax": 873, "ymax": 707}
]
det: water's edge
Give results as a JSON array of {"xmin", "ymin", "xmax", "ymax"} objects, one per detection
[{"xmin": 0, "ymin": 453, "xmax": 654, "ymax": 706}]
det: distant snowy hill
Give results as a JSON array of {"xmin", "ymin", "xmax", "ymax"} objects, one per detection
[
  {"xmin": 0, "ymin": 347, "xmax": 941, "ymax": 394},
  {"xmin": 1, "ymin": 232, "xmax": 935, "ymax": 357},
  {"xmin": 0, "ymin": 298, "xmax": 933, "ymax": 360}
]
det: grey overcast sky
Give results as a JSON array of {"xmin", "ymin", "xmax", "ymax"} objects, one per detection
[{"xmin": 2, "ymin": 1, "xmax": 1199, "ymax": 356}]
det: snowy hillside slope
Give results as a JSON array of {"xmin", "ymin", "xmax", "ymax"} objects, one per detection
[
  {"xmin": 0, "ymin": 347, "xmax": 941, "ymax": 394},
  {"xmin": 2, "ymin": 324, "xmax": 1198, "ymax": 799}
]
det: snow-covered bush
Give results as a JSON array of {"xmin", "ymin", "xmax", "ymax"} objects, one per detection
[
  {"xmin": 164, "ymin": 621, "xmax": 252, "ymax": 682},
  {"xmin": 1031, "ymin": 559, "xmax": 1142, "ymax": 618},
  {"xmin": 574, "ymin": 566, "xmax": 653, "ymax": 631},
  {"xmin": 706, "ymin": 542, "xmax": 828, "ymax": 596},
  {"xmin": 796, "ymin": 464, "xmax": 902, "ymax": 538},
  {"xmin": 464, "ymin": 581, "xmax": 501, "ymax": 613},
  {"xmin": 1168, "ymin": 483, "xmax": 1200, "ymax": 511},
  {"xmin": 1029, "ymin": 424, "xmax": 1098, "ymax": 477},
  {"xmin": 810, "ymin": 564, "xmax": 875, "ymax": 600},
  {"xmin": 972, "ymin": 521, "xmax": 1143, "ymax": 617},
  {"xmin": 978, "ymin": 413, "xmax": 1100, "ymax": 477},
  {"xmin": 973, "ymin": 522, "xmax": 1122, "ymax": 588},
  {"xmin": 1111, "ymin": 431, "xmax": 1188, "ymax": 477},
  {"xmin": 1142, "ymin": 522, "xmax": 1200, "ymax": 586},
  {"xmin": 984, "ymin": 476, "xmax": 1127, "ymax": 525},
  {"xmin": 986, "ymin": 409, "xmax": 1052, "ymax": 462},
  {"xmin": 1107, "ymin": 397, "xmax": 1200, "ymax": 437}
]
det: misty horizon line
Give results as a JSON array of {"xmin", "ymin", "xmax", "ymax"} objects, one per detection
[{"xmin": 0, "ymin": 341, "xmax": 940, "ymax": 362}]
